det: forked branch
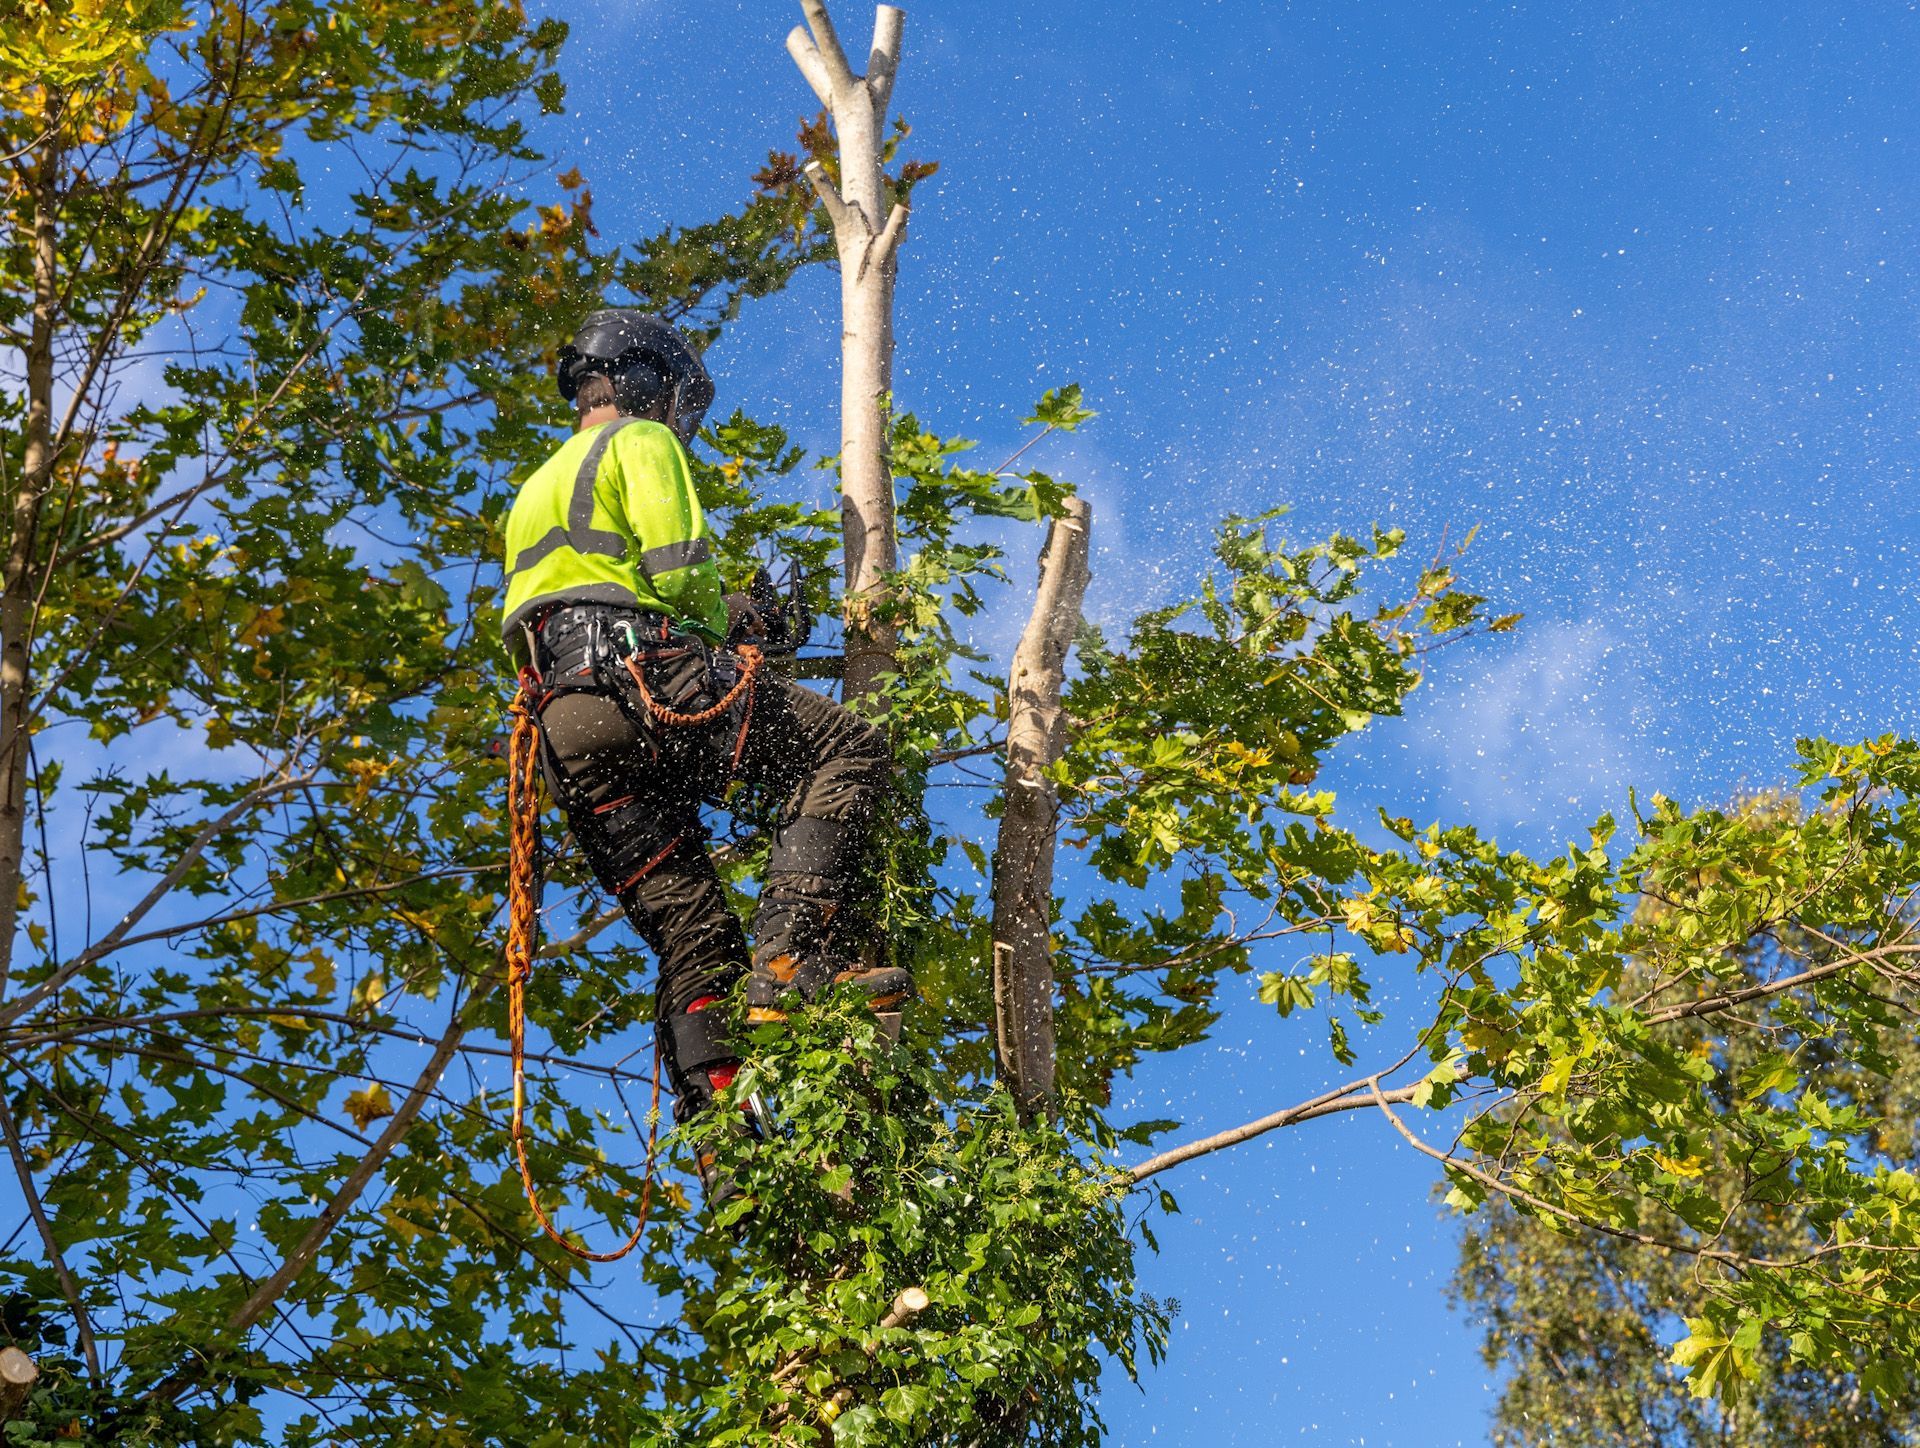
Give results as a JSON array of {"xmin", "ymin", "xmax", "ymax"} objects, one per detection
[
  {"xmin": 798, "ymin": 0, "xmax": 858, "ymax": 95},
  {"xmin": 784, "ymin": 2, "xmax": 914, "ymax": 698},
  {"xmin": 1128, "ymin": 1074, "xmax": 1433, "ymax": 1184}
]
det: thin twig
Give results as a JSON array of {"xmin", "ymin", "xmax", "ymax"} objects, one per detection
[
  {"xmin": 0, "ymin": 1090, "xmax": 98, "ymax": 1375},
  {"xmin": 0, "ymin": 768, "xmax": 315, "ymax": 1025}
]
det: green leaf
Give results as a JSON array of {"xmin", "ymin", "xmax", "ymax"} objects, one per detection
[
  {"xmin": 1257, "ymin": 971, "xmax": 1316, "ymax": 1017},
  {"xmin": 1736, "ymin": 1051, "xmax": 1800, "ymax": 1102},
  {"xmin": 1022, "ymin": 383, "xmax": 1097, "ymax": 432}
]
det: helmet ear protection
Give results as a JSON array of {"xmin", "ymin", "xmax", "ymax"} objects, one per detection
[
  {"xmin": 556, "ymin": 309, "xmax": 714, "ymax": 446},
  {"xmin": 556, "ymin": 351, "xmax": 670, "ymax": 420},
  {"xmin": 607, "ymin": 355, "xmax": 669, "ymax": 417}
]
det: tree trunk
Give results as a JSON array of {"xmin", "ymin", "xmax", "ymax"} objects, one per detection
[
  {"xmin": 990, "ymin": 498, "xmax": 1092, "ymax": 1120},
  {"xmin": 787, "ymin": 2, "xmax": 909, "ymax": 701},
  {"xmin": 0, "ymin": 140, "xmax": 60, "ymax": 1001}
]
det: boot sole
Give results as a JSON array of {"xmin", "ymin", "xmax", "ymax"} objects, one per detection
[{"xmin": 746, "ymin": 993, "xmax": 909, "ymax": 1027}]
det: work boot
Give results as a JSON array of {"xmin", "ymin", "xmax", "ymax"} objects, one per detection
[
  {"xmin": 743, "ymin": 950, "xmax": 916, "ymax": 1025},
  {"xmin": 747, "ymin": 862, "xmax": 915, "ymax": 1024}
]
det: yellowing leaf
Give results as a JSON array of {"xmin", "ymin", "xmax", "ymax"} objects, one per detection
[
  {"xmin": 235, "ymin": 604, "xmax": 285, "ymax": 650},
  {"xmin": 1651, "ymin": 1151, "xmax": 1707, "ymax": 1179},
  {"xmin": 1671, "ymin": 1317, "xmax": 1758, "ymax": 1400},
  {"xmin": 343, "ymin": 1083, "xmax": 393, "ymax": 1131},
  {"xmin": 1540, "ymin": 1053, "xmax": 1576, "ymax": 1096}
]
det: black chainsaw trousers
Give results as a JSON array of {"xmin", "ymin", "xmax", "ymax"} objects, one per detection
[{"xmin": 526, "ymin": 605, "xmax": 890, "ymax": 1119}]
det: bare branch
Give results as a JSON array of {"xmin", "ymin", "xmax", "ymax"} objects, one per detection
[
  {"xmin": 1135, "ymin": 1065, "xmax": 1792, "ymax": 1269},
  {"xmin": 991, "ymin": 498, "xmax": 1092, "ymax": 1119},
  {"xmin": 800, "ymin": 0, "xmax": 859, "ymax": 93},
  {"xmin": 786, "ymin": 25, "xmax": 834, "ymax": 106},
  {"xmin": 868, "ymin": 6, "xmax": 906, "ymax": 115},
  {"xmin": 803, "ymin": 159, "xmax": 855, "ymax": 235},
  {"xmin": 1128, "ymin": 1075, "xmax": 1429, "ymax": 1185},
  {"xmin": 989, "ymin": 423, "xmax": 1059, "ymax": 480},
  {"xmin": 787, "ymin": 0, "xmax": 912, "ymax": 696},
  {"xmin": 0, "ymin": 1092, "xmax": 97, "ymax": 1376},
  {"xmin": 926, "ymin": 737, "xmax": 1004, "ymax": 767},
  {"xmin": 863, "ymin": 201, "xmax": 909, "ymax": 278},
  {"xmin": 1643, "ymin": 950, "xmax": 1863, "ymax": 1025},
  {"xmin": 1126, "ymin": 937, "xmax": 1920, "ymax": 1184}
]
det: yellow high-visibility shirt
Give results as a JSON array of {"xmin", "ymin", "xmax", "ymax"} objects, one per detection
[{"xmin": 501, "ymin": 417, "xmax": 727, "ymax": 653}]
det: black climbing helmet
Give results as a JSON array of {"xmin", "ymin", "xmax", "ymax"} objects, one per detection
[{"xmin": 555, "ymin": 308, "xmax": 715, "ymax": 445}]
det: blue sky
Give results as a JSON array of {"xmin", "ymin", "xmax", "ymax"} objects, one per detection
[{"xmin": 530, "ymin": 3, "xmax": 1919, "ymax": 1442}]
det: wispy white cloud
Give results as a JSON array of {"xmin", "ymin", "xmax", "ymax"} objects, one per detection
[
  {"xmin": 940, "ymin": 426, "xmax": 1181, "ymax": 671},
  {"xmin": 1408, "ymin": 617, "xmax": 1649, "ymax": 831}
]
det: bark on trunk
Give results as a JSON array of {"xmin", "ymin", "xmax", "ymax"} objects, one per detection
[
  {"xmin": 0, "ymin": 143, "xmax": 61, "ymax": 1002},
  {"xmin": 990, "ymin": 498, "xmax": 1092, "ymax": 1120},
  {"xmin": 787, "ymin": 2, "xmax": 909, "ymax": 701}
]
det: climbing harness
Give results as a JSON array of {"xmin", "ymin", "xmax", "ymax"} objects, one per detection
[
  {"xmin": 625, "ymin": 640, "xmax": 765, "ymax": 774},
  {"xmin": 505, "ymin": 666, "xmax": 659, "ymax": 1262}
]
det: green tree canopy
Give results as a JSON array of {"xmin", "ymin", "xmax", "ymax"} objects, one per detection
[{"xmin": 1452, "ymin": 802, "xmax": 1920, "ymax": 1446}]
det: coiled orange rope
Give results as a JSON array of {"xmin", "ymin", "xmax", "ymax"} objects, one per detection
[{"xmin": 506, "ymin": 667, "xmax": 658, "ymax": 1262}]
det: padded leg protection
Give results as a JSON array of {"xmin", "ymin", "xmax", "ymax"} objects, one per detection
[
  {"xmin": 585, "ymin": 805, "xmax": 749, "ymax": 1022},
  {"xmin": 766, "ymin": 813, "xmax": 862, "ymax": 879},
  {"xmin": 751, "ymin": 871, "xmax": 836, "ymax": 962},
  {"xmin": 658, "ymin": 996, "xmax": 738, "ymax": 1123},
  {"xmin": 574, "ymin": 795, "xmax": 686, "ymax": 898},
  {"xmin": 750, "ymin": 815, "xmax": 859, "ymax": 977},
  {"xmin": 747, "ymin": 814, "xmax": 914, "ymax": 1017}
]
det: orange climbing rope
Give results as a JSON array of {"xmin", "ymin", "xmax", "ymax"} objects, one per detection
[{"xmin": 505, "ymin": 666, "xmax": 659, "ymax": 1263}]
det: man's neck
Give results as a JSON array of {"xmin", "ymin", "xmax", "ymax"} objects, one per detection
[{"xmin": 578, "ymin": 404, "xmax": 621, "ymax": 430}]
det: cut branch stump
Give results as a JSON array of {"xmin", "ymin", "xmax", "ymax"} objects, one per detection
[{"xmin": 991, "ymin": 498, "xmax": 1093, "ymax": 1119}]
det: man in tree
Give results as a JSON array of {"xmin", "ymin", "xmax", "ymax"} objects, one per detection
[{"xmin": 502, "ymin": 309, "xmax": 912, "ymax": 1191}]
